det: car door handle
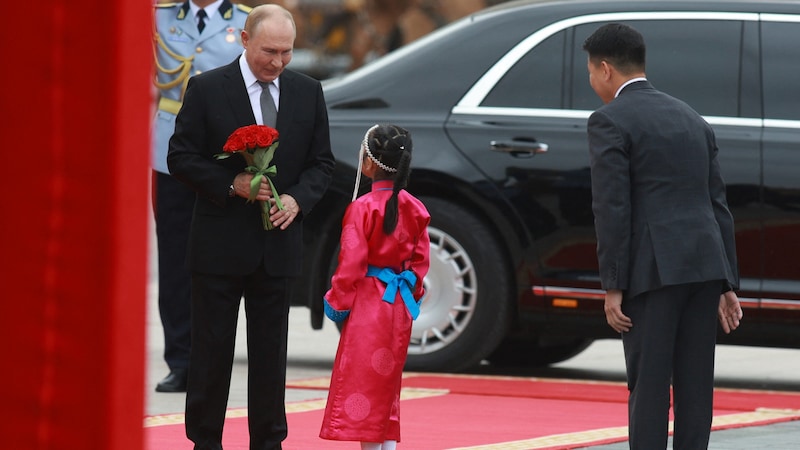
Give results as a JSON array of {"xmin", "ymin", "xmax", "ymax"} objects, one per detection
[{"xmin": 490, "ymin": 139, "xmax": 549, "ymax": 157}]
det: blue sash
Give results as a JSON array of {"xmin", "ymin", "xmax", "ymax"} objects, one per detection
[{"xmin": 366, "ymin": 265, "xmax": 420, "ymax": 320}]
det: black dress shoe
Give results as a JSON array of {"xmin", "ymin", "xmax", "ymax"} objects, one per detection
[{"xmin": 155, "ymin": 368, "xmax": 188, "ymax": 393}]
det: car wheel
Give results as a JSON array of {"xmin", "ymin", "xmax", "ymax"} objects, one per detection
[
  {"xmin": 487, "ymin": 336, "xmax": 593, "ymax": 367},
  {"xmin": 405, "ymin": 197, "xmax": 512, "ymax": 372}
]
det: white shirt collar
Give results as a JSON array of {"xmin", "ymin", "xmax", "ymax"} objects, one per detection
[
  {"xmin": 239, "ymin": 53, "xmax": 281, "ymax": 125},
  {"xmin": 239, "ymin": 51, "xmax": 281, "ymax": 91},
  {"xmin": 615, "ymin": 77, "xmax": 648, "ymax": 98},
  {"xmin": 240, "ymin": 52, "xmax": 258, "ymax": 88},
  {"xmin": 189, "ymin": 0, "xmax": 223, "ymax": 20}
]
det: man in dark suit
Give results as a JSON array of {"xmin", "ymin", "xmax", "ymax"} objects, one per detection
[
  {"xmin": 583, "ymin": 23, "xmax": 743, "ymax": 449},
  {"xmin": 167, "ymin": 4, "xmax": 335, "ymax": 449}
]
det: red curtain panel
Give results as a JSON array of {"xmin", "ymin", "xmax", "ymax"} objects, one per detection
[{"xmin": 0, "ymin": 1, "xmax": 152, "ymax": 449}]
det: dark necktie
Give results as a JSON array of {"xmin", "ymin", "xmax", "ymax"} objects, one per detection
[
  {"xmin": 197, "ymin": 9, "xmax": 207, "ymax": 34},
  {"xmin": 258, "ymin": 81, "xmax": 278, "ymax": 127}
]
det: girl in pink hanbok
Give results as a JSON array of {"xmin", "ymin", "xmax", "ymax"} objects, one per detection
[{"xmin": 320, "ymin": 124, "xmax": 430, "ymax": 450}]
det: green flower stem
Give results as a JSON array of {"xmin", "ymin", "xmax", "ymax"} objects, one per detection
[
  {"xmin": 247, "ymin": 167, "xmax": 283, "ymax": 231},
  {"xmin": 264, "ymin": 172, "xmax": 284, "ymax": 210},
  {"xmin": 260, "ymin": 200, "xmax": 273, "ymax": 230},
  {"xmin": 223, "ymin": 142, "xmax": 283, "ymax": 231}
]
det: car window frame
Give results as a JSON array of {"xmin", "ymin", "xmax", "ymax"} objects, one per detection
[
  {"xmin": 452, "ymin": 11, "xmax": 800, "ymax": 132},
  {"xmin": 448, "ymin": 9, "xmax": 800, "ymax": 311},
  {"xmin": 761, "ymin": 13, "xmax": 800, "ymax": 127}
]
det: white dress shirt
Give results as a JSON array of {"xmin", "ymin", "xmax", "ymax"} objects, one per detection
[{"xmin": 239, "ymin": 52, "xmax": 280, "ymax": 125}]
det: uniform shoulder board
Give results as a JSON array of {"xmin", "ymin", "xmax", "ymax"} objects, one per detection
[
  {"xmin": 236, "ymin": 4, "xmax": 253, "ymax": 13},
  {"xmin": 155, "ymin": 2, "xmax": 180, "ymax": 8}
]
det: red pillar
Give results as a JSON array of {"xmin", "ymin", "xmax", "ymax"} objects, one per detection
[{"xmin": 0, "ymin": 1, "xmax": 152, "ymax": 449}]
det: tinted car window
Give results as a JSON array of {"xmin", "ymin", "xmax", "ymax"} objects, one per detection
[
  {"xmin": 571, "ymin": 20, "xmax": 743, "ymax": 117},
  {"xmin": 481, "ymin": 30, "xmax": 567, "ymax": 109},
  {"xmin": 762, "ymin": 21, "xmax": 800, "ymax": 120}
]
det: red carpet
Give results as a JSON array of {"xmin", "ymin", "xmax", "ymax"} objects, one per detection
[
  {"xmin": 145, "ymin": 373, "xmax": 800, "ymax": 449},
  {"xmin": 395, "ymin": 373, "xmax": 800, "ymax": 412}
]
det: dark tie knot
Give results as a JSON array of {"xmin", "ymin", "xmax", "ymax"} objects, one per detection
[
  {"xmin": 257, "ymin": 81, "xmax": 272, "ymax": 90},
  {"xmin": 197, "ymin": 9, "xmax": 207, "ymax": 33}
]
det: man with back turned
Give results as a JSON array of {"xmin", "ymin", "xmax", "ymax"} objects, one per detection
[{"xmin": 584, "ymin": 23, "xmax": 743, "ymax": 449}]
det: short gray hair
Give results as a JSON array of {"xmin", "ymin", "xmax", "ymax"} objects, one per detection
[{"xmin": 244, "ymin": 4, "xmax": 296, "ymax": 35}]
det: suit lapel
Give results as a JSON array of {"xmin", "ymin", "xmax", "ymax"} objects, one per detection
[
  {"xmin": 201, "ymin": 19, "xmax": 231, "ymax": 43},
  {"xmin": 175, "ymin": 19, "xmax": 199, "ymax": 41},
  {"xmin": 276, "ymin": 71, "xmax": 299, "ymax": 133},
  {"xmin": 174, "ymin": 1, "xmax": 199, "ymax": 40},
  {"xmin": 218, "ymin": 65, "xmax": 303, "ymax": 131},
  {"xmin": 199, "ymin": 0, "xmax": 238, "ymax": 44},
  {"xmin": 221, "ymin": 59, "xmax": 257, "ymax": 126}
]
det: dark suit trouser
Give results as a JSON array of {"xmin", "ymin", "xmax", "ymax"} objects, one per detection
[
  {"xmin": 153, "ymin": 171, "xmax": 194, "ymax": 370},
  {"xmin": 621, "ymin": 281, "xmax": 721, "ymax": 450},
  {"xmin": 185, "ymin": 265, "xmax": 290, "ymax": 450}
]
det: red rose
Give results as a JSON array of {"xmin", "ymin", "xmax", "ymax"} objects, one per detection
[{"xmin": 222, "ymin": 125, "xmax": 279, "ymax": 153}]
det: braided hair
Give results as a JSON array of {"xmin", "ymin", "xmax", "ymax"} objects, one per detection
[{"xmin": 355, "ymin": 124, "xmax": 413, "ymax": 234}]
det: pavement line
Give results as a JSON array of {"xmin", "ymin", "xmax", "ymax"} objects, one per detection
[
  {"xmin": 284, "ymin": 376, "xmax": 331, "ymax": 389},
  {"xmin": 711, "ymin": 408, "xmax": 800, "ymax": 428},
  {"xmin": 143, "ymin": 387, "xmax": 448, "ymax": 427},
  {"xmin": 445, "ymin": 426, "xmax": 630, "ymax": 450},
  {"xmin": 444, "ymin": 409, "xmax": 800, "ymax": 450},
  {"xmin": 401, "ymin": 372, "xmax": 629, "ymax": 387}
]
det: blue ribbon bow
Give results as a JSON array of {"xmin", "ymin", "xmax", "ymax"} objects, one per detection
[{"xmin": 366, "ymin": 266, "xmax": 420, "ymax": 320}]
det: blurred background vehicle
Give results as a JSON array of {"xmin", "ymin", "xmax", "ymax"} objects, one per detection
[
  {"xmin": 285, "ymin": 0, "xmax": 800, "ymax": 372},
  {"xmin": 233, "ymin": 0, "xmax": 509, "ymax": 78},
  {"xmin": 156, "ymin": 0, "xmax": 799, "ymax": 371}
]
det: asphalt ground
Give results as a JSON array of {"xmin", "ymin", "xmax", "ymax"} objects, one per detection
[
  {"xmin": 145, "ymin": 224, "xmax": 800, "ymax": 448},
  {"xmin": 587, "ymin": 420, "xmax": 800, "ymax": 449},
  {"xmin": 146, "ymin": 304, "xmax": 800, "ymax": 449}
]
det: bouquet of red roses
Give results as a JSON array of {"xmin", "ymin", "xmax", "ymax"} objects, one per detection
[{"xmin": 215, "ymin": 124, "xmax": 284, "ymax": 230}]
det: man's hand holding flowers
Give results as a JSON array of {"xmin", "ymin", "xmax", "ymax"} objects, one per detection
[
  {"xmin": 229, "ymin": 173, "xmax": 298, "ymax": 231},
  {"xmin": 270, "ymin": 192, "xmax": 299, "ymax": 231},
  {"xmin": 217, "ymin": 125, "xmax": 299, "ymax": 230},
  {"xmin": 229, "ymin": 172, "xmax": 272, "ymax": 201}
]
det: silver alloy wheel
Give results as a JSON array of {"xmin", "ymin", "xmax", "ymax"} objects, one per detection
[{"xmin": 409, "ymin": 225, "xmax": 478, "ymax": 355}]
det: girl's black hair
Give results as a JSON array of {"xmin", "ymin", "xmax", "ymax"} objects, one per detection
[{"xmin": 365, "ymin": 124, "xmax": 412, "ymax": 234}]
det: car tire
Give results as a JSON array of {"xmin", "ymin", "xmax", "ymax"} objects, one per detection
[{"xmin": 405, "ymin": 196, "xmax": 512, "ymax": 372}]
